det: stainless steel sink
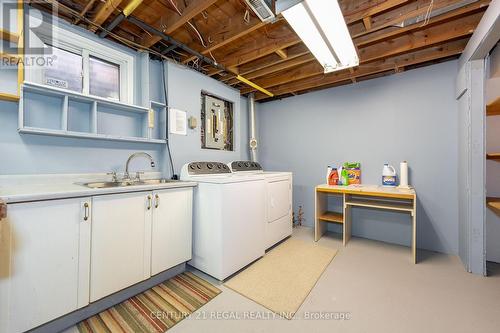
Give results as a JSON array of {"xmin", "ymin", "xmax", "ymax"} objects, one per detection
[{"xmin": 81, "ymin": 178, "xmax": 178, "ymax": 189}]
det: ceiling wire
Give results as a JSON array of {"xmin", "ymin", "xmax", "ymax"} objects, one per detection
[
  {"xmin": 44, "ymin": 0, "xmax": 184, "ymax": 64},
  {"xmin": 420, "ymin": 0, "xmax": 435, "ymax": 27}
]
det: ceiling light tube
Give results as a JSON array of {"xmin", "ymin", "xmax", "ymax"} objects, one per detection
[{"xmin": 279, "ymin": 0, "xmax": 359, "ymax": 73}]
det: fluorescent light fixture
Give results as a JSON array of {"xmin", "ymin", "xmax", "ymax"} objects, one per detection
[{"xmin": 280, "ymin": 0, "xmax": 359, "ymax": 73}]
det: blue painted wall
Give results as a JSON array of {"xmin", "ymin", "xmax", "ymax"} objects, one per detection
[
  {"xmin": 257, "ymin": 61, "xmax": 459, "ymax": 255},
  {"xmin": 0, "ymin": 9, "xmax": 249, "ymax": 176}
]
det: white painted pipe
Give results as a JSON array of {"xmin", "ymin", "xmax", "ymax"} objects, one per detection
[{"xmin": 248, "ymin": 93, "xmax": 258, "ymax": 162}]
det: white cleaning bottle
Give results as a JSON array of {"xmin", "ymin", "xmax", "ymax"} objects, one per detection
[
  {"xmin": 382, "ymin": 164, "xmax": 397, "ymax": 186},
  {"xmin": 326, "ymin": 166, "xmax": 332, "ymax": 184}
]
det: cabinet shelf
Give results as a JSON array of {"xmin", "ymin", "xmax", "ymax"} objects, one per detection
[
  {"xmin": 318, "ymin": 211, "xmax": 344, "ymax": 224},
  {"xmin": 487, "ymin": 197, "xmax": 500, "ymax": 213},
  {"xmin": 486, "ymin": 153, "xmax": 500, "ymax": 161},
  {"xmin": 487, "ymin": 97, "xmax": 500, "ymax": 116}
]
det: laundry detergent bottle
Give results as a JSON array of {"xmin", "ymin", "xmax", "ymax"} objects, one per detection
[{"xmin": 382, "ymin": 164, "xmax": 397, "ymax": 186}]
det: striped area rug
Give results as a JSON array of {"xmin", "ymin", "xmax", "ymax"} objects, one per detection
[{"xmin": 77, "ymin": 272, "xmax": 221, "ymax": 333}]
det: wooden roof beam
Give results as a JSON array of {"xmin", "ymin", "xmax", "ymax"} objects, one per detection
[
  {"xmin": 230, "ymin": 43, "xmax": 310, "ymax": 79},
  {"xmin": 182, "ymin": 19, "xmax": 266, "ymax": 64},
  {"xmin": 226, "ymin": 54, "xmax": 315, "ymax": 86},
  {"xmin": 275, "ymin": 49, "xmax": 288, "ymax": 59},
  {"xmin": 142, "ymin": 0, "xmax": 219, "ymax": 48},
  {"xmin": 254, "ymin": 39, "xmax": 468, "ymax": 100},
  {"xmin": 74, "ymin": 0, "xmax": 99, "ymax": 25},
  {"xmin": 242, "ymin": 12, "xmax": 480, "ymax": 94},
  {"xmin": 355, "ymin": 0, "xmax": 490, "ymax": 47},
  {"xmin": 358, "ymin": 11, "xmax": 481, "ymax": 63},
  {"xmin": 211, "ymin": 23, "xmax": 301, "ymax": 69},
  {"xmin": 342, "ymin": 0, "xmax": 411, "ymax": 24},
  {"xmin": 90, "ymin": 0, "xmax": 125, "ymax": 32}
]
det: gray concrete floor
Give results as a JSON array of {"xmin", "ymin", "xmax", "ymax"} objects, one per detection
[{"xmin": 170, "ymin": 226, "xmax": 500, "ymax": 333}]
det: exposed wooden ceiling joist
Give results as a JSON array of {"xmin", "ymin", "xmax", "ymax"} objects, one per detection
[
  {"xmin": 181, "ymin": 18, "xmax": 266, "ymax": 64},
  {"xmin": 39, "ymin": 0, "xmax": 489, "ymax": 101},
  {"xmin": 254, "ymin": 38, "xmax": 469, "ymax": 101},
  {"xmin": 142, "ymin": 0, "xmax": 219, "ymax": 48},
  {"xmin": 242, "ymin": 11, "xmax": 481, "ymax": 95},
  {"xmin": 342, "ymin": 0, "xmax": 412, "ymax": 24},
  {"xmin": 90, "ymin": 0, "xmax": 125, "ymax": 32}
]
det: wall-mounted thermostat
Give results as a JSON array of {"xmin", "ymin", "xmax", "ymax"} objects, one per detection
[{"xmin": 201, "ymin": 92, "xmax": 233, "ymax": 151}]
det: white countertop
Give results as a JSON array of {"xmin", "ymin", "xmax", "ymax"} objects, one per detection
[{"xmin": 0, "ymin": 173, "xmax": 198, "ymax": 204}]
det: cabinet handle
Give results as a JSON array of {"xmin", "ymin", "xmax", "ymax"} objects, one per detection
[
  {"xmin": 83, "ymin": 203, "xmax": 89, "ymax": 221},
  {"xmin": 147, "ymin": 195, "xmax": 152, "ymax": 210},
  {"xmin": 155, "ymin": 194, "xmax": 160, "ymax": 208}
]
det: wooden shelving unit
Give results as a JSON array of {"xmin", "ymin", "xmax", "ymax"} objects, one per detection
[
  {"xmin": 486, "ymin": 97, "xmax": 500, "ymax": 116},
  {"xmin": 0, "ymin": 0, "xmax": 24, "ymax": 102},
  {"xmin": 486, "ymin": 153, "xmax": 500, "ymax": 161},
  {"xmin": 318, "ymin": 211, "xmax": 344, "ymax": 224},
  {"xmin": 487, "ymin": 197, "xmax": 500, "ymax": 213}
]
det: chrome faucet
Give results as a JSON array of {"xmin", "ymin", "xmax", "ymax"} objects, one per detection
[{"xmin": 124, "ymin": 152, "xmax": 156, "ymax": 181}]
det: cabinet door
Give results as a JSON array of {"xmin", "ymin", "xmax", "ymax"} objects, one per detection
[
  {"xmin": 151, "ymin": 188, "xmax": 193, "ymax": 275},
  {"xmin": 90, "ymin": 192, "xmax": 152, "ymax": 302},
  {"xmin": 0, "ymin": 198, "xmax": 91, "ymax": 333}
]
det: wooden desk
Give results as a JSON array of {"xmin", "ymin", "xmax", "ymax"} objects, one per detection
[{"xmin": 315, "ymin": 184, "xmax": 417, "ymax": 263}]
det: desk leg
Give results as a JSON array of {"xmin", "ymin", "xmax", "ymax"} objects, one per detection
[
  {"xmin": 315, "ymin": 191, "xmax": 327, "ymax": 241},
  {"xmin": 343, "ymin": 194, "xmax": 351, "ymax": 246},
  {"xmin": 412, "ymin": 205, "xmax": 417, "ymax": 264}
]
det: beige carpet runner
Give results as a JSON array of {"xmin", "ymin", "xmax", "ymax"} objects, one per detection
[
  {"xmin": 77, "ymin": 272, "xmax": 221, "ymax": 332},
  {"xmin": 224, "ymin": 238, "xmax": 337, "ymax": 319}
]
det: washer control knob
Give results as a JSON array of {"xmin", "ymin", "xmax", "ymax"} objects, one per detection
[
  {"xmin": 207, "ymin": 163, "xmax": 213, "ymax": 169},
  {"xmin": 196, "ymin": 164, "xmax": 202, "ymax": 169}
]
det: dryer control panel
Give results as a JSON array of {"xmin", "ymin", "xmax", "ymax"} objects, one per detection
[
  {"xmin": 231, "ymin": 161, "xmax": 263, "ymax": 172},
  {"xmin": 186, "ymin": 162, "xmax": 231, "ymax": 175}
]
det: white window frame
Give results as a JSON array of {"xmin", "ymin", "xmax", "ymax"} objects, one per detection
[{"xmin": 25, "ymin": 22, "xmax": 134, "ymax": 104}]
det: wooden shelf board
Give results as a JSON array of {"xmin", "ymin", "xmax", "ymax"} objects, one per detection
[
  {"xmin": 0, "ymin": 92, "xmax": 20, "ymax": 102},
  {"xmin": 319, "ymin": 211, "xmax": 344, "ymax": 224},
  {"xmin": 346, "ymin": 198, "xmax": 414, "ymax": 212},
  {"xmin": 487, "ymin": 97, "xmax": 500, "ymax": 116},
  {"xmin": 487, "ymin": 197, "xmax": 500, "ymax": 213},
  {"xmin": 0, "ymin": 29, "xmax": 19, "ymax": 43},
  {"xmin": 486, "ymin": 153, "xmax": 500, "ymax": 161}
]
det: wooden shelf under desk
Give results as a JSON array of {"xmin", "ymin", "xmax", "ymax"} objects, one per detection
[
  {"xmin": 318, "ymin": 211, "xmax": 344, "ymax": 223},
  {"xmin": 487, "ymin": 197, "xmax": 500, "ymax": 213},
  {"xmin": 487, "ymin": 97, "xmax": 500, "ymax": 116},
  {"xmin": 345, "ymin": 198, "xmax": 414, "ymax": 213},
  {"xmin": 486, "ymin": 153, "xmax": 500, "ymax": 161}
]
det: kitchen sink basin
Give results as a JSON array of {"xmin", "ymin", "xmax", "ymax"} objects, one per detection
[{"xmin": 81, "ymin": 178, "xmax": 178, "ymax": 189}]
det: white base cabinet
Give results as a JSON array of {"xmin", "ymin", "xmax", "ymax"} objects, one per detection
[
  {"xmin": 0, "ymin": 198, "xmax": 91, "ymax": 333},
  {"xmin": 0, "ymin": 186, "xmax": 193, "ymax": 333},
  {"xmin": 90, "ymin": 192, "xmax": 152, "ymax": 302},
  {"xmin": 151, "ymin": 188, "xmax": 193, "ymax": 275}
]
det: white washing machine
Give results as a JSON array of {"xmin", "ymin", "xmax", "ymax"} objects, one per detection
[
  {"xmin": 180, "ymin": 161, "xmax": 266, "ymax": 280},
  {"xmin": 229, "ymin": 161, "xmax": 293, "ymax": 249}
]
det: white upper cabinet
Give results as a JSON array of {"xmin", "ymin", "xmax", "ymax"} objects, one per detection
[
  {"xmin": 151, "ymin": 188, "xmax": 193, "ymax": 276},
  {"xmin": 90, "ymin": 192, "xmax": 152, "ymax": 302},
  {"xmin": 0, "ymin": 198, "xmax": 91, "ymax": 333}
]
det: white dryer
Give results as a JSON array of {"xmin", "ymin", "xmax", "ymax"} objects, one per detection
[
  {"xmin": 229, "ymin": 161, "xmax": 293, "ymax": 249},
  {"xmin": 181, "ymin": 161, "xmax": 266, "ymax": 280}
]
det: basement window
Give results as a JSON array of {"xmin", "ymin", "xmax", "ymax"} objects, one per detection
[
  {"xmin": 43, "ymin": 46, "xmax": 83, "ymax": 93},
  {"xmin": 25, "ymin": 19, "xmax": 134, "ymax": 104},
  {"xmin": 89, "ymin": 56, "xmax": 120, "ymax": 100}
]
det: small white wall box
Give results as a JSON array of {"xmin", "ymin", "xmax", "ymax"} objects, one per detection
[{"xmin": 201, "ymin": 92, "xmax": 234, "ymax": 151}]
